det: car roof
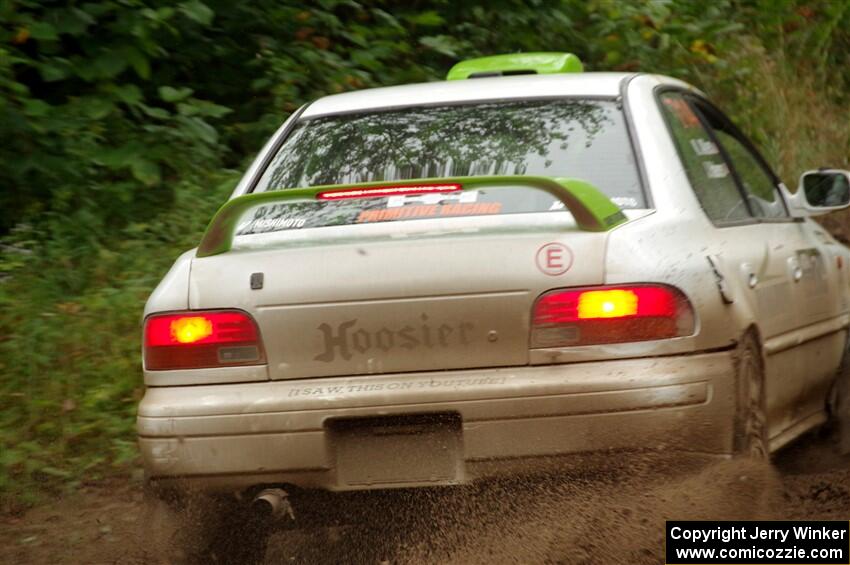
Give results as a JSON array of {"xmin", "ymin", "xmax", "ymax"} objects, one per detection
[{"xmin": 301, "ymin": 72, "xmax": 636, "ymax": 119}]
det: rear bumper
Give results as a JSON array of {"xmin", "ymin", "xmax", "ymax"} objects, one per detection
[{"xmin": 138, "ymin": 351, "xmax": 736, "ymax": 492}]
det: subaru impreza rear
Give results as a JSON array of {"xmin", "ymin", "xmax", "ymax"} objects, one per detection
[{"xmin": 138, "ymin": 56, "xmax": 738, "ymax": 498}]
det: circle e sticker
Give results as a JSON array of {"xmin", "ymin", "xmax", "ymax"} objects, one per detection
[{"xmin": 536, "ymin": 243, "xmax": 573, "ymax": 276}]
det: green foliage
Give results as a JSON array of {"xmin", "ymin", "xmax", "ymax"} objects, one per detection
[
  {"xmin": 1, "ymin": 0, "xmax": 850, "ymax": 508},
  {"xmin": 0, "ymin": 173, "xmax": 238, "ymax": 509},
  {"xmin": 0, "ymin": 1, "xmax": 231, "ymax": 239}
]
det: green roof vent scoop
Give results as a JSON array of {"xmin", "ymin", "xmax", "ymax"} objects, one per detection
[{"xmin": 446, "ymin": 52, "xmax": 583, "ymax": 80}]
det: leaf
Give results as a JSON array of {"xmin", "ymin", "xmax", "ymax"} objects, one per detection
[
  {"xmin": 158, "ymin": 86, "xmax": 194, "ymax": 103},
  {"xmin": 179, "ymin": 0, "xmax": 214, "ymax": 25},
  {"xmin": 176, "ymin": 102, "xmax": 198, "ymax": 116},
  {"xmin": 180, "ymin": 99, "xmax": 232, "ymax": 118},
  {"xmin": 352, "ymin": 50, "xmax": 380, "ymax": 70},
  {"xmin": 54, "ymin": 8, "xmax": 94, "ymax": 36},
  {"xmin": 158, "ymin": 7, "xmax": 176, "ymax": 20},
  {"xmin": 111, "ymin": 84, "xmax": 142, "ymax": 106},
  {"xmin": 93, "ymin": 50, "xmax": 128, "ymax": 78},
  {"xmin": 405, "ymin": 11, "xmax": 444, "ymax": 26},
  {"xmin": 130, "ymin": 158, "xmax": 162, "ymax": 186},
  {"xmin": 139, "ymin": 104, "xmax": 170, "ymax": 119},
  {"xmin": 372, "ymin": 9, "xmax": 404, "ymax": 32},
  {"xmin": 127, "ymin": 50, "xmax": 151, "ymax": 79},
  {"xmin": 29, "ymin": 22, "xmax": 58, "ymax": 41},
  {"xmin": 22, "ymin": 100, "xmax": 51, "ymax": 117},
  {"xmin": 38, "ymin": 62, "xmax": 69, "ymax": 82},
  {"xmin": 181, "ymin": 116, "xmax": 218, "ymax": 144},
  {"xmin": 419, "ymin": 35, "xmax": 461, "ymax": 57},
  {"xmin": 79, "ymin": 2, "xmax": 111, "ymax": 18},
  {"xmin": 79, "ymin": 97, "xmax": 114, "ymax": 119},
  {"xmin": 97, "ymin": 142, "xmax": 142, "ymax": 169}
]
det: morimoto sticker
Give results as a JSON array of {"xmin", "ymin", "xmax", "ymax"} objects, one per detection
[
  {"xmin": 237, "ymin": 217, "xmax": 306, "ymax": 233},
  {"xmin": 236, "ymin": 203, "xmax": 309, "ymax": 235},
  {"xmin": 536, "ymin": 243, "xmax": 573, "ymax": 276}
]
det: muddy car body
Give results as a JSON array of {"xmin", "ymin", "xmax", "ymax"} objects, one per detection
[{"xmin": 138, "ymin": 54, "xmax": 850, "ymax": 498}]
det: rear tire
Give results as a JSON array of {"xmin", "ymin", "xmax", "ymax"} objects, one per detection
[
  {"xmin": 829, "ymin": 331, "xmax": 850, "ymax": 454},
  {"xmin": 734, "ymin": 332, "xmax": 769, "ymax": 459},
  {"xmin": 192, "ymin": 498, "xmax": 273, "ymax": 565},
  {"xmin": 142, "ymin": 486, "xmax": 273, "ymax": 565}
]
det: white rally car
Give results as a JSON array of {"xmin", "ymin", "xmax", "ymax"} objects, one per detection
[{"xmin": 139, "ymin": 53, "xmax": 850, "ymax": 558}]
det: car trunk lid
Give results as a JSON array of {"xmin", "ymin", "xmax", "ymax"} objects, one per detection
[{"xmin": 187, "ymin": 177, "xmax": 623, "ymax": 380}]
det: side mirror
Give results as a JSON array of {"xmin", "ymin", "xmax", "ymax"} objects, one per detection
[{"xmin": 799, "ymin": 169, "xmax": 850, "ymax": 215}]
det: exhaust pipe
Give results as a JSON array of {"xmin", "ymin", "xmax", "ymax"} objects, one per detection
[{"xmin": 252, "ymin": 488, "xmax": 295, "ymax": 520}]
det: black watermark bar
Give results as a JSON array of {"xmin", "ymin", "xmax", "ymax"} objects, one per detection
[{"xmin": 666, "ymin": 521, "xmax": 849, "ymax": 564}]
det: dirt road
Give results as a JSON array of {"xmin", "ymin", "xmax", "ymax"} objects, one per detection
[{"xmin": 2, "ymin": 433, "xmax": 848, "ymax": 564}]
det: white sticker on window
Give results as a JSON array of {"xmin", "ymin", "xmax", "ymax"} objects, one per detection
[
  {"xmin": 703, "ymin": 161, "xmax": 729, "ymax": 179},
  {"xmin": 237, "ymin": 217, "xmax": 306, "ymax": 234},
  {"xmin": 386, "ymin": 190, "xmax": 479, "ymax": 208},
  {"xmin": 690, "ymin": 138, "xmax": 719, "ymax": 156}
]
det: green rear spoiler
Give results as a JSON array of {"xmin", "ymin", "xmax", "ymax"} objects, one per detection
[
  {"xmin": 446, "ymin": 53, "xmax": 583, "ymax": 80},
  {"xmin": 196, "ymin": 176, "xmax": 626, "ymax": 258}
]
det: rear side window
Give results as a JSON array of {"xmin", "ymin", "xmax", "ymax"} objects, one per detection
[
  {"xmin": 658, "ymin": 92, "xmax": 750, "ymax": 223},
  {"xmin": 707, "ymin": 128, "xmax": 788, "ymax": 219},
  {"xmin": 254, "ymin": 99, "xmax": 645, "ymax": 210}
]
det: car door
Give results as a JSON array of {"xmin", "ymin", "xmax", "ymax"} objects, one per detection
[
  {"xmin": 658, "ymin": 91, "xmax": 805, "ymax": 442},
  {"xmin": 782, "ymin": 218, "xmax": 847, "ymax": 428},
  {"xmin": 689, "ymin": 94, "xmax": 846, "ymax": 443},
  {"xmin": 692, "ymin": 99, "xmax": 836, "ymax": 441},
  {"xmin": 700, "ymin": 101, "xmax": 844, "ymax": 444}
]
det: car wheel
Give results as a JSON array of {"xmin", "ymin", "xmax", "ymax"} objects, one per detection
[
  {"xmin": 829, "ymin": 331, "xmax": 850, "ymax": 454},
  {"xmin": 734, "ymin": 332, "xmax": 769, "ymax": 459},
  {"xmin": 192, "ymin": 499, "xmax": 274, "ymax": 565},
  {"xmin": 142, "ymin": 487, "xmax": 273, "ymax": 565}
]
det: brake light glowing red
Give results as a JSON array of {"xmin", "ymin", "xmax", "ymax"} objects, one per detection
[
  {"xmin": 316, "ymin": 183, "xmax": 462, "ymax": 201},
  {"xmin": 144, "ymin": 310, "xmax": 265, "ymax": 370},
  {"xmin": 532, "ymin": 285, "xmax": 694, "ymax": 347}
]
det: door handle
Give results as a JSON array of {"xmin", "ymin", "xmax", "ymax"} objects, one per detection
[
  {"xmin": 748, "ymin": 273, "xmax": 759, "ymax": 288},
  {"xmin": 787, "ymin": 255, "xmax": 804, "ymax": 283},
  {"xmin": 740, "ymin": 262, "xmax": 758, "ymax": 289}
]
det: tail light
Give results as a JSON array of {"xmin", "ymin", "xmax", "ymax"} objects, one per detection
[
  {"xmin": 144, "ymin": 310, "xmax": 265, "ymax": 370},
  {"xmin": 531, "ymin": 284, "xmax": 695, "ymax": 348}
]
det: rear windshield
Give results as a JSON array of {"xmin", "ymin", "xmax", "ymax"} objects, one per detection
[
  {"xmin": 235, "ymin": 185, "xmax": 576, "ymax": 236},
  {"xmin": 253, "ymin": 99, "xmax": 645, "ymax": 209}
]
